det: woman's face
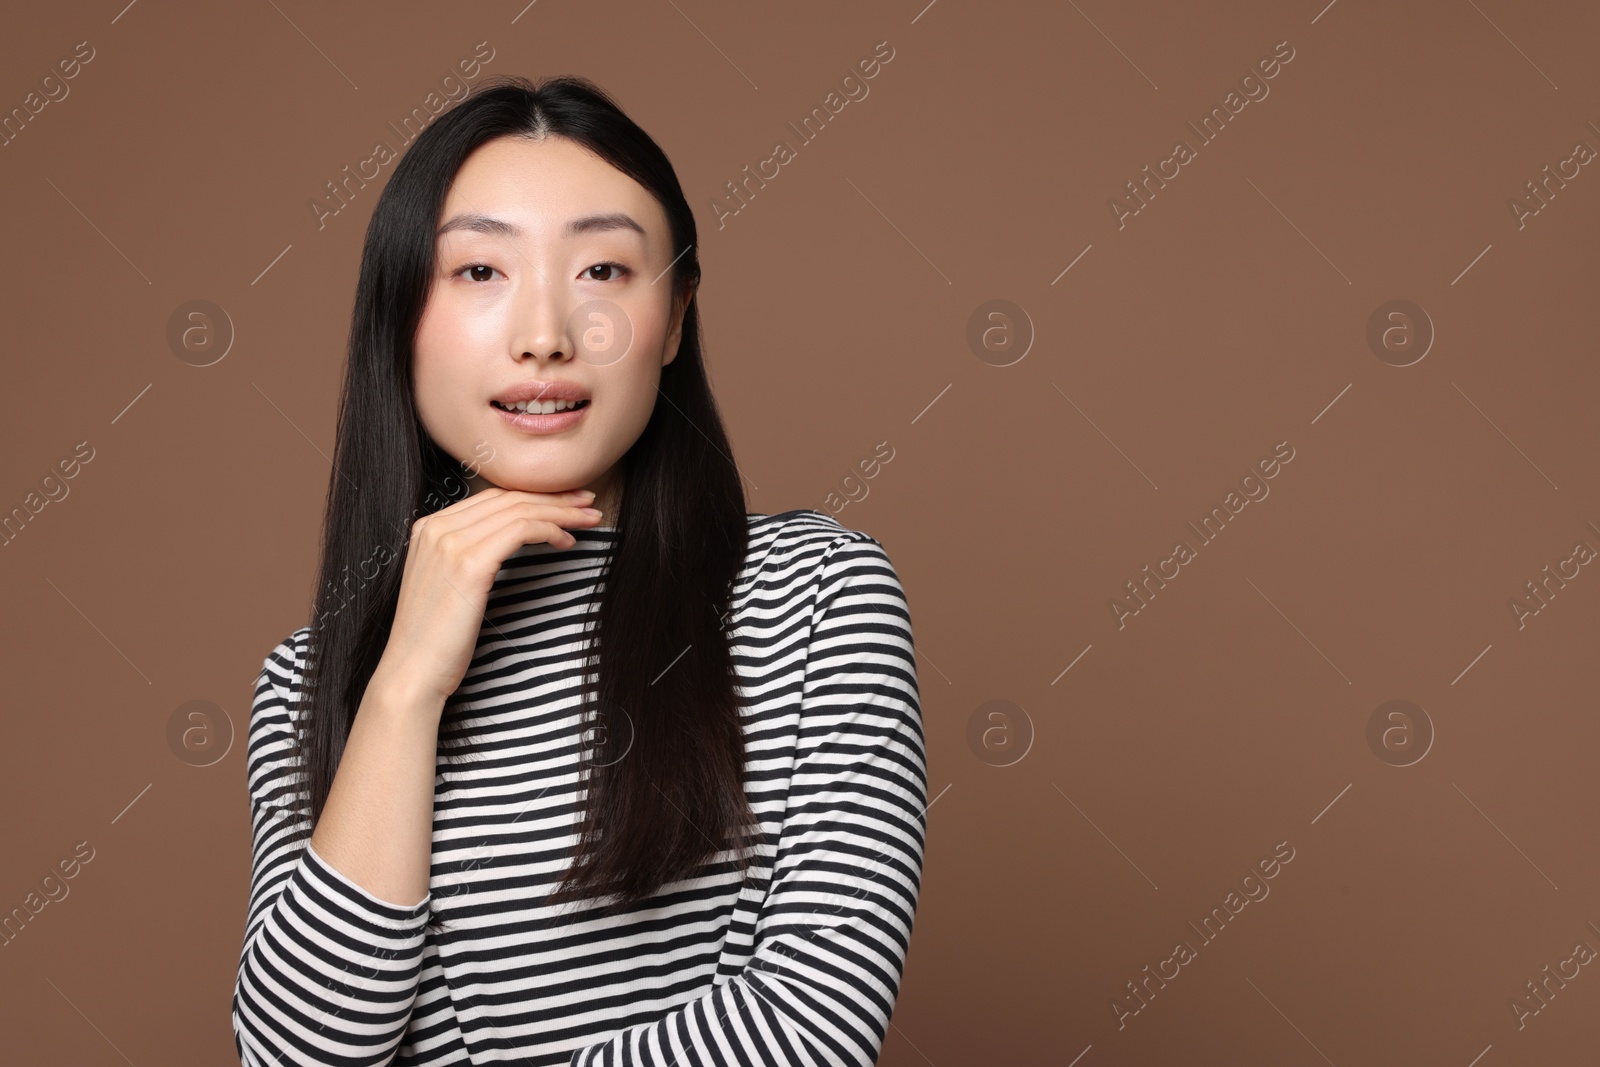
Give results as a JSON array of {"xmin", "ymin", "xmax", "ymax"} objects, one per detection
[{"xmin": 412, "ymin": 133, "xmax": 690, "ymax": 512}]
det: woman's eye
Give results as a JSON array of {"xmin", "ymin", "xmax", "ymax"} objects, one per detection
[
  {"xmin": 584, "ymin": 261, "xmax": 629, "ymax": 282},
  {"xmin": 454, "ymin": 262, "xmax": 627, "ymax": 283}
]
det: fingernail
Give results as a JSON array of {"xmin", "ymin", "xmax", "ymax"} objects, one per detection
[{"xmin": 580, "ymin": 507, "xmax": 602, "ymax": 516}]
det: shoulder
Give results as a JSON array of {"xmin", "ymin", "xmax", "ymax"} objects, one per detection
[
  {"xmin": 254, "ymin": 625, "xmax": 312, "ymax": 714},
  {"xmin": 747, "ymin": 509, "xmax": 893, "ymax": 568},
  {"xmin": 746, "ymin": 510, "xmax": 908, "ymax": 618},
  {"xmin": 246, "ymin": 627, "xmax": 313, "ymax": 809}
]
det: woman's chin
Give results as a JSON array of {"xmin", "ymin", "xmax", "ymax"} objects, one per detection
[{"xmin": 480, "ymin": 475, "xmax": 591, "ymax": 497}]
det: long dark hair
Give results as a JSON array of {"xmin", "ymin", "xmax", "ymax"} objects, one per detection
[{"xmin": 291, "ymin": 74, "xmax": 757, "ymax": 914}]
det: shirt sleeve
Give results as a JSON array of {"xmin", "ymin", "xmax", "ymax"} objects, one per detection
[
  {"xmin": 231, "ymin": 629, "xmax": 434, "ymax": 1066},
  {"xmin": 568, "ymin": 532, "xmax": 929, "ymax": 1067}
]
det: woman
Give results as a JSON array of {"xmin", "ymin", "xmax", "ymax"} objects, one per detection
[{"xmin": 230, "ymin": 75, "xmax": 927, "ymax": 1066}]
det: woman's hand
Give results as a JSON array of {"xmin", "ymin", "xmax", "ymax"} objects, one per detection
[{"xmin": 372, "ymin": 487, "xmax": 605, "ymax": 707}]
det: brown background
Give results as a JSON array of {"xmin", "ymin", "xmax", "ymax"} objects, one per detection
[{"xmin": 1, "ymin": 0, "xmax": 1597, "ymax": 1063}]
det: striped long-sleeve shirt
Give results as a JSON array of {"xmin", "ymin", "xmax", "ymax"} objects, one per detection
[{"xmin": 231, "ymin": 510, "xmax": 927, "ymax": 1066}]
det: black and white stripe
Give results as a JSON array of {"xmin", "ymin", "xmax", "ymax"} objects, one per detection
[{"xmin": 232, "ymin": 510, "xmax": 927, "ymax": 1065}]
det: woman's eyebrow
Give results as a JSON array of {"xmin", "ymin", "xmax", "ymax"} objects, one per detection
[{"xmin": 436, "ymin": 212, "xmax": 647, "ymax": 239}]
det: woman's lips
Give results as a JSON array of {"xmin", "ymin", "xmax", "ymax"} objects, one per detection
[{"xmin": 490, "ymin": 398, "xmax": 589, "ymax": 434}]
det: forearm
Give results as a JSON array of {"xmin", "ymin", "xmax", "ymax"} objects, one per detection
[
  {"xmin": 233, "ymin": 653, "xmax": 445, "ymax": 1065},
  {"xmin": 308, "ymin": 665, "xmax": 444, "ymax": 908}
]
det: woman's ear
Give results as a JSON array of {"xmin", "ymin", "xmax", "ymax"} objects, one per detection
[{"xmin": 662, "ymin": 285, "xmax": 695, "ymax": 367}]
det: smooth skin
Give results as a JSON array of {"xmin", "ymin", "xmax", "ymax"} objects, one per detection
[{"xmin": 308, "ymin": 131, "xmax": 694, "ymax": 908}]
